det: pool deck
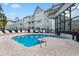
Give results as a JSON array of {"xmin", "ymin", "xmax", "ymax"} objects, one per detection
[{"xmin": 0, "ymin": 33, "xmax": 79, "ymax": 56}]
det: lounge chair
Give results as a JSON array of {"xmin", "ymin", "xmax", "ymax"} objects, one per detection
[
  {"xmin": 25, "ymin": 30, "xmax": 28, "ymax": 33},
  {"xmin": 18, "ymin": 30, "xmax": 20, "ymax": 33},
  {"xmin": 5, "ymin": 30, "xmax": 10, "ymax": 34},
  {"xmin": 30, "ymin": 29, "xmax": 33, "ymax": 33},
  {"xmin": 22, "ymin": 30, "xmax": 25, "ymax": 33},
  {"xmin": 43, "ymin": 30, "xmax": 45, "ymax": 33},
  {"xmin": 12, "ymin": 30, "xmax": 15, "ymax": 33},
  {"xmin": 33, "ymin": 30, "xmax": 35, "ymax": 33},
  {"xmin": 0, "ymin": 31, "xmax": 4, "ymax": 35},
  {"xmin": 35, "ymin": 30, "xmax": 39, "ymax": 33}
]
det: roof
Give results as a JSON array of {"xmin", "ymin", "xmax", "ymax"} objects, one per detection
[
  {"xmin": 48, "ymin": 3, "xmax": 64, "ymax": 17},
  {"xmin": 52, "ymin": 3, "xmax": 64, "ymax": 9},
  {"xmin": 23, "ymin": 15, "xmax": 34, "ymax": 20},
  {"xmin": 47, "ymin": 8, "xmax": 58, "ymax": 16},
  {"xmin": 34, "ymin": 6, "xmax": 44, "ymax": 15}
]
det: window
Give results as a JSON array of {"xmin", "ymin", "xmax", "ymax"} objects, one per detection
[
  {"xmin": 65, "ymin": 8, "xmax": 70, "ymax": 31},
  {"xmin": 36, "ymin": 20, "xmax": 41, "ymax": 23},
  {"xmin": 20, "ymin": 23, "xmax": 22, "ymax": 25},
  {"xmin": 32, "ymin": 27, "xmax": 34, "ymax": 29},
  {"xmin": 71, "ymin": 3, "xmax": 79, "ymax": 30},
  {"xmin": 55, "ymin": 4, "xmax": 72, "ymax": 32},
  {"xmin": 32, "ymin": 21, "xmax": 34, "ymax": 23},
  {"xmin": 28, "ymin": 22, "xmax": 31, "ymax": 24}
]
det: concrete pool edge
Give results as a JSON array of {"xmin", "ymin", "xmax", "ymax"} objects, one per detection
[{"xmin": 0, "ymin": 33, "xmax": 79, "ymax": 56}]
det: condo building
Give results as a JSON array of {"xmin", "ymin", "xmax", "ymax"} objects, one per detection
[
  {"xmin": 33, "ymin": 6, "xmax": 52, "ymax": 32},
  {"xmin": 5, "ymin": 3, "xmax": 66, "ymax": 33},
  {"xmin": 5, "ymin": 20, "xmax": 16, "ymax": 30},
  {"xmin": 23, "ymin": 15, "xmax": 34, "ymax": 30}
]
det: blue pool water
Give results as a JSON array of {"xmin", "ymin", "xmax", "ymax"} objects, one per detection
[{"xmin": 12, "ymin": 34, "xmax": 69, "ymax": 47}]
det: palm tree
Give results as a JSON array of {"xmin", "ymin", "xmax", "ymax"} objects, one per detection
[{"xmin": 0, "ymin": 4, "xmax": 7, "ymax": 30}]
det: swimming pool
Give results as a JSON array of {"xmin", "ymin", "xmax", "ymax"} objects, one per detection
[{"xmin": 12, "ymin": 34, "xmax": 69, "ymax": 47}]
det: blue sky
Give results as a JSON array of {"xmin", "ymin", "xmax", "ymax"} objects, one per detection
[{"xmin": 1, "ymin": 3, "xmax": 53, "ymax": 20}]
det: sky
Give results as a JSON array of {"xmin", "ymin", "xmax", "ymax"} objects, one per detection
[{"xmin": 1, "ymin": 3, "xmax": 53, "ymax": 20}]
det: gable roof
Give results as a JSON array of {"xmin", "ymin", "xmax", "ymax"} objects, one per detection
[{"xmin": 34, "ymin": 6, "xmax": 44, "ymax": 15}]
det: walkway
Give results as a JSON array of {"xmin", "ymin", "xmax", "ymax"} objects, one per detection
[{"xmin": 0, "ymin": 33, "xmax": 79, "ymax": 56}]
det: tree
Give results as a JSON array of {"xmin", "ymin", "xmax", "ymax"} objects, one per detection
[{"xmin": 0, "ymin": 4, "xmax": 7, "ymax": 30}]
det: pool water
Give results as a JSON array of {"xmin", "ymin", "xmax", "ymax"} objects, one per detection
[{"xmin": 12, "ymin": 34, "xmax": 69, "ymax": 47}]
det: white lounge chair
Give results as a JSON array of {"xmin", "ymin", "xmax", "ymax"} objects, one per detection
[
  {"xmin": 18, "ymin": 30, "xmax": 20, "ymax": 33},
  {"xmin": 12, "ymin": 30, "xmax": 15, "ymax": 33},
  {"xmin": 43, "ymin": 30, "xmax": 45, "ymax": 33},
  {"xmin": 30, "ymin": 29, "xmax": 33, "ymax": 33},
  {"xmin": 5, "ymin": 30, "xmax": 10, "ymax": 34},
  {"xmin": 35, "ymin": 30, "xmax": 39, "ymax": 33},
  {"xmin": 0, "ymin": 31, "xmax": 4, "ymax": 35},
  {"xmin": 22, "ymin": 30, "xmax": 25, "ymax": 33},
  {"xmin": 25, "ymin": 30, "xmax": 28, "ymax": 33}
]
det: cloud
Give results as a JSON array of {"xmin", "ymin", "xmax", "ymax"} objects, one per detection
[{"xmin": 11, "ymin": 4, "xmax": 21, "ymax": 10}]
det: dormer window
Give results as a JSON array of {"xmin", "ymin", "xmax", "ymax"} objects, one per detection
[{"xmin": 20, "ymin": 23, "xmax": 22, "ymax": 25}]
